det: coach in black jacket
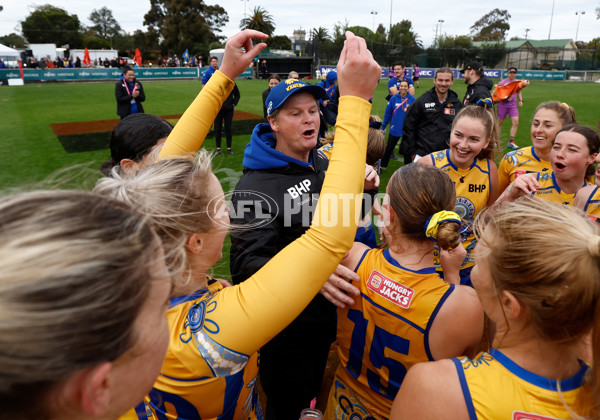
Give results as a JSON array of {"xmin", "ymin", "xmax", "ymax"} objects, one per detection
[
  {"xmin": 461, "ymin": 61, "xmax": 494, "ymax": 105},
  {"xmin": 115, "ymin": 67, "xmax": 145, "ymax": 119},
  {"xmin": 402, "ymin": 67, "xmax": 462, "ymax": 161}
]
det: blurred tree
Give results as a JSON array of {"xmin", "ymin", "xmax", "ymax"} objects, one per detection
[
  {"xmin": 312, "ymin": 27, "xmax": 331, "ymax": 43},
  {"xmin": 21, "ymin": 5, "xmax": 83, "ymax": 47},
  {"xmin": 0, "ymin": 33, "xmax": 26, "ymax": 48},
  {"xmin": 239, "ymin": 6, "xmax": 275, "ymax": 35},
  {"xmin": 470, "ymin": 9, "xmax": 511, "ymax": 41},
  {"xmin": 144, "ymin": 0, "xmax": 228, "ymax": 55},
  {"xmin": 388, "ymin": 20, "xmax": 421, "ymax": 49},
  {"xmin": 89, "ymin": 7, "xmax": 122, "ymax": 48},
  {"xmin": 427, "ymin": 35, "xmax": 473, "ymax": 67},
  {"xmin": 269, "ymin": 35, "xmax": 292, "ymax": 50}
]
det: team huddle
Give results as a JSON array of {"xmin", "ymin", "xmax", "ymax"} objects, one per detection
[{"xmin": 1, "ymin": 30, "xmax": 599, "ymax": 420}]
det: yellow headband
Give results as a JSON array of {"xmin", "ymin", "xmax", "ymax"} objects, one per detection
[{"xmin": 424, "ymin": 210, "xmax": 461, "ymax": 242}]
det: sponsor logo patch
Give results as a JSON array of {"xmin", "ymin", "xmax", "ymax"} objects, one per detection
[{"xmin": 367, "ymin": 270, "xmax": 414, "ymax": 309}]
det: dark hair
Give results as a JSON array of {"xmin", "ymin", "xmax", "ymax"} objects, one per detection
[
  {"xmin": 100, "ymin": 114, "xmax": 174, "ymax": 176},
  {"xmin": 210, "ymin": 56, "xmax": 218, "ymax": 62},
  {"xmin": 268, "ymin": 73, "xmax": 281, "ymax": 82},
  {"xmin": 387, "ymin": 164, "xmax": 460, "ymax": 249},
  {"xmin": 556, "ymin": 124, "xmax": 600, "ymax": 179},
  {"xmin": 435, "ymin": 67, "xmax": 454, "ymax": 80},
  {"xmin": 393, "ymin": 61, "xmax": 405, "ymax": 69},
  {"xmin": 367, "ymin": 115, "xmax": 385, "ymax": 165},
  {"xmin": 122, "ymin": 66, "xmax": 134, "ymax": 75}
]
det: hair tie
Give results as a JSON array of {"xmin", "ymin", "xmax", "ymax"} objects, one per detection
[
  {"xmin": 423, "ymin": 210, "xmax": 461, "ymax": 242},
  {"xmin": 561, "ymin": 102, "xmax": 570, "ymax": 110},
  {"xmin": 369, "ymin": 121, "xmax": 382, "ymax": 130},
  {"xmin": 587, "ymin": 235, "xmax": 600, "ymax": 257}
]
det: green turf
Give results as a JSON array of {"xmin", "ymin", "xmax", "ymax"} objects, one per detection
[{"xmin": 1, "ymin": 77, "xmax": 599, "ymax": 279}]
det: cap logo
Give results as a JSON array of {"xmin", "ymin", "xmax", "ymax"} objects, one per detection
[
  {"xmin": 286, "ymin": 82, "xmax": 304, "ymax": 91},
  {"xmin": 285, "ymin": 79, "xmax": 296, "ymax": 84},
  {"xmin": 267, "ymin": 101, "xmax": 273, "ymax": 115}
]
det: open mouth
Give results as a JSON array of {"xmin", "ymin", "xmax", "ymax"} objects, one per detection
[
  {"xmin": 303, "ymin": 129, "xmax": 315, "ymax": 137},
  {"xmin": 555, "ymin": 162, "xmax": 566, "ymax": 170},
  {"xmin": 456, "ymin": 149, "xmax": 470, "ymax": 158}
]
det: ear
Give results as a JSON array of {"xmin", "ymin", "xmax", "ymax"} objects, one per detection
[
  {"xmin": 119, "ymin": 158, "xmax": 138, "ymax": 174},
  {"xmin": 187, "ymin": 233, "xmax": 203, "ymax": 254},
  {"xmin": 587, "ymin": 153, "xmax": 597, "ymax": 166},
  {"xmin": 267, "ymin": 115, "xmax": 278, "ymax": 132},
  {"xmin": 500, "ymin": 290, "xmax": 522, "ymax": 321},
  {"xmin": 61, "ymin": 362, "xmax": 112, "ymax": 417}
]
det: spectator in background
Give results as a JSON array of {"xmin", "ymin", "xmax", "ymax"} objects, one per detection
[
  {"xmin": 461, "ymin": 61, "xmax": 493, "ymax": 106},
  {"xmin": 388, "ymin": 61, "xmax": 414, "ymax": 99},
  {"xmin": 115, "ymin": 66, "xmax": 145, "ymax": 119},
  {"xmin": 317, "ymin": 70, "xmax": 339, "ymax": 125},
  {"xmin": 214, "ymin": 82, "xmax": 240, "ymax": 155},
  {"xmin": 262, "ymin": 73, "xmax": 281, "ymax": 120},
  {"xmin": 288, "ymin": 70, "xmax": 300, "ymax": 80},
  {"xmin": 259, "ymin": 59, "xmax": 268, "ymax": 79},
  {"xmin": 495, "ymin": 66, "xmax": 527, "ymax": 150},
  {"xmin": 74, "ymin": 56, "xmax": 81, "ymax": 68},
  {"xmin": 202, "ymin": 56, "xmax": 219, "ymax": 86},
  {"xmin": 0, "ymin": 58, "xmax": 5, "ymax": 69},
  {"xmin": 413, "ymin": 63, "xmax": 421, "ymax": 88},
  {"xmin": 103, "ymin": 58, "xmax": 110, "ymax": 68},
  {"xmin": 381, "ymin": 79, "xmax": 416, "ymax": 167}
]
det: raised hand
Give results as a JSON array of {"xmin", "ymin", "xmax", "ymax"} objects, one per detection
[
  {"xmin": 336, "ymin": 31, "xmax": 381, "ymax": 101},
  {"xmin": 219, "ymin": 30, "xmax": 268, "ymax": 81}
]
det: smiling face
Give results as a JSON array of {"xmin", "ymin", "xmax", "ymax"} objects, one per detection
[
  {"xmin": 550, "ymin": 130, "xmax": 596, "ymax": 183},
  {"xmin": 449, "ymin": 116, "xmax": 490, "ymax": 169},
  {"xmin": 268, "ymin": 92, "xmax": 320, "ymax": 162},
  {"xmin": 124, "ymin": 70, "xmax": 135, "ymax": 82},
  {"xmin": 507, "ymin": 71, "xmax": 517, "ymax": 81},
  {"xmin": 399, "ymin": 80, "xmax": 409, "ymax": 97},
  {"xmin": 530, "ymin": 108, "xmax": 563, "ymax": 155},
  {"xmin": 433, "ymin": 71, "xmax": 453, "ymax": 97},
  {"xmin": 210, "ymin": 58, "xmax": 218, "ymax": 69}
]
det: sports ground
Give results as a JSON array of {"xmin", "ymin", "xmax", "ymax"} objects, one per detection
[{"xmin": 1, "ymin": 76, "xmax": 599, "ymax": 279}]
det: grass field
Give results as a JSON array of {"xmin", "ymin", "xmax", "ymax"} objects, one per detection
[{"xmin": 1, "ymin": 76, "xmax": 599, "ymax": 278}]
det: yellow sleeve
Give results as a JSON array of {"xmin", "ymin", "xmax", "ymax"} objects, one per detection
[
  {"xmin": 497, "ymin": 156, "xmax": 512, "ymax": 194},
  {"xmin": 158, "ymin": 71, "xmax": 235, "ymax": 159},
  {"xmin": 212, "ymin": 96, "xmax": 371, "ymax": 354}
]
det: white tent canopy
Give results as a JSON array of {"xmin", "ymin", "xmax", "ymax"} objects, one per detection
[{"xmin": 0, "ymin": 43, "xmax": 20, "ymax": 57}]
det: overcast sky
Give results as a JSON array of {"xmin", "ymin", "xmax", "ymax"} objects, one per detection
[{"xmin": 1, "ymin": 0, "xmax": 598, "ymax": 47}]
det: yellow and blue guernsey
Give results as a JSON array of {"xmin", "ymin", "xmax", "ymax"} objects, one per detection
[
  {"xmin": 582, "ymin": 185, "xmax": 600, "ymax": 220},
  {"xmin": 318, "ymin": 142, "xmax": 334, "ymax": 160},
  {"xmin": 429, "ymin": 149, "xmax": 492, "ymax": 271},
  {"xmin": 533, "ymin": 172, "xmax": 589, "ymax": 206},
  {"xmin": 498, "ymin": 146, "xmax": 552, "ymax": 193},
  {"xmin": 119, "ymin": 71, "xmax": 373, "ymax": 420},
  {"xmin": 325, "ymin": 248, "xmax": 453, "ymax": 420},
  {"xmin": 453, "ymin": 348, "xmax": 591, "ymax": 419}
]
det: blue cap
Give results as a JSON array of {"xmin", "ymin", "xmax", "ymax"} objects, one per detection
[
  {"xmin": 265, "ymin": 79, "xmax": 326, "ymax": 116},
  {"xmin": 326, "ymin": 70, "xmax": 338, "ymax": 83}
]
